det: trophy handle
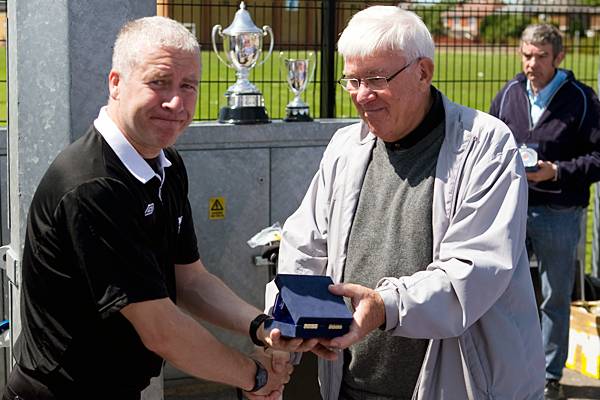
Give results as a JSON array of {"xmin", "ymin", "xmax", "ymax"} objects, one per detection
[
  {"xmin": 278, "ymin": 51, "xmax": 289, "ymax": 78},
  {"xmin": 256, "ymin": 25, "xmax": 274, "ymax": 68},
  {"xmin": 307, "ymin": 51, "xmax": 317, "ymax": 85},
  {"xmin": 211, "ymin": 25, "xmax": 233, "ymax": 68}
]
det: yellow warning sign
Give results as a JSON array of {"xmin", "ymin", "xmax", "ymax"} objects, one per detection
[{"xmin": 209, "ymin": 197, "xmax": 226, "ymax": 220}]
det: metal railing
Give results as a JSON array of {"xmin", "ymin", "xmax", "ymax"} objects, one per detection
[
  {"xmin": 158, "ymin": 0, "xmax": 600, "ymax": 122},
  {"xmin": 0, "ymin": 0, "xmax": 7, "ymax": 125}
]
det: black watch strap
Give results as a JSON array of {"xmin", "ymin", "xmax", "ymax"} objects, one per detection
[
  {"xmin": 249, "ymin": 313, "xmax": 272, "ymax": 347},
  {"xmin": 236, "ymin": 359, "xmax": 269, "ymax": 397},
  {"xmin": 248, "ymin": 359, "xmax": 268, "ymax": 392}
]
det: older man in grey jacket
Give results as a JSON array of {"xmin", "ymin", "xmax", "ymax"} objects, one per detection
[{"xmin": 265, "ymin": 5, "xmax": 544, "ymax": 400}]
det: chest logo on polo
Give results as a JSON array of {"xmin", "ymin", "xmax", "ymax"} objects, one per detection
[{"xmin": 144, "ymin": 203, "xmax": 155, "ymax": 217}]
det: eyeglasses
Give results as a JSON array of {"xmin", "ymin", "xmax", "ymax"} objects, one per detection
[{"xmin": 338, "ymin": 59, "xmax": 418, "ymax": 92}]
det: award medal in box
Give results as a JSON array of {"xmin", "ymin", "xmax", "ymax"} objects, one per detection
[
  {"xmin": 265, "ymin": 274, "xmax": 353, "ymax": 339},
  {"xmin": 519, "ymin": 143, "xmax": 539, "ymax": 172}
]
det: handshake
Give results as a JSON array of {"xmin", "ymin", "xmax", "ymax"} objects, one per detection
[{"xmin": 239, "ymin": 275, "xmax": 386, "ymax": 399}]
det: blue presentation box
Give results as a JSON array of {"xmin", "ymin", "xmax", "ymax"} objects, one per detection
[{"xmin": 264, "ymin": 274, "xmax": 353, "ymax": 339}]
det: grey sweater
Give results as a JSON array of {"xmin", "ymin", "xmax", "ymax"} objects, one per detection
[{"xmin": 341, "ymin": 92, "xmax": 445, "ymax": 399}]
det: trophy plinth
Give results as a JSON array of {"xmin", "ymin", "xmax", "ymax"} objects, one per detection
[
  {"xmin": 219, "ymin": 92, "xmax": 270, "ymax": 124},
  {"xmin": 212, "ymin": 2, "xmax": 273, "ymax": 124},
  {"xmin": 219, "ymin": 106, "xmax": 269, "ymax": 125},
  {"xmin": 284, "ymin": 97, "xmax": 313, "ymax": 122},
  {"xmin": 280, "ymin": 52, "xmax": 316, "ymax": 122}
]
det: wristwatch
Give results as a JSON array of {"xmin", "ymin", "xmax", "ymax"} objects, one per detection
[{"xmin": 249, "ymin": 359, "xmax": 268, "ymax": 392}]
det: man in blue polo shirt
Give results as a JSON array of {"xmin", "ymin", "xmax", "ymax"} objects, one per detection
[{"xmin": 490, "ymin": 23, "xmax": 600, "ymax": 400}]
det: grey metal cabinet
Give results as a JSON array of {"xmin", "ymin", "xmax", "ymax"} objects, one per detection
[{"xmin": 163, "ymin": 121, "xmax": 352, "ymax": 394}]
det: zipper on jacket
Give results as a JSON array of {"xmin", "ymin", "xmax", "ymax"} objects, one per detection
[
  {"xmin": 522, "ymin": 90, "xmax": 534, "ymax": 134},
  {"xmin": 449, "ymin": 135, "xmax": 477, "ymax": 220}
]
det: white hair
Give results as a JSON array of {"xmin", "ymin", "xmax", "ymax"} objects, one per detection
[
  {"xmin": 337, "ymin": 6, "xmax": 435, "ymax": 62},
  {"xmin": 112, "ymin": 16, "xmax": 200, "ymax": 78}
]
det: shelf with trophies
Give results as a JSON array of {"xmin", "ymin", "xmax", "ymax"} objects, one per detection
[{"xmin": 212, "ymin": 2, "xmax": 274, "ymax": 124}]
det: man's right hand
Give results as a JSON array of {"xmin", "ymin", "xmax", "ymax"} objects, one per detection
[
  {"xmin": 242, "ymin": 350, "xmax": 293, "ymax": 399},
  {"xmin": 526, "ymin": 160, "xmax": 557, "ymax": 182},
  {"xmin": 319, "ymin": 283, "xmax": 386, "ymax": 350}
]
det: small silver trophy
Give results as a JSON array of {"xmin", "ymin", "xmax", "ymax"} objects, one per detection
[
  {"xmin": 280, "ymin": 52, "xmax": 316, "ymax": 122},
  {"xmin": 212, "ymin": 2, "xmax": 274, "ymax": 124}
]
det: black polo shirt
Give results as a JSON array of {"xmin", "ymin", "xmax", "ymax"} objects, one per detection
[{"xmin": 15, "ymin": 118, "xmax": 199, "ymax": 396}]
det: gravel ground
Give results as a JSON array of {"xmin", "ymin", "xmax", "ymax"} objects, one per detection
[
  {"xmin": 163, "ymin": 367, "xmax": 600, "ymax": 400},
  {"xmin": 562, "ymin": 368, "xmax": 600, "ymax": 400}
]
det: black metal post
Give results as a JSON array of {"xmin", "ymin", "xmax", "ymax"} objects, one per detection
[
  {"xmin": 592, "ymin": 178, "xmax": 599, "ymax": 277},
  {"xmin": 320, "ymin": 0, "xmax": 335, "ymax": 118},
  {"xmin": 594, "ymin": 67, "xmax": 600, "ymax": 278}
]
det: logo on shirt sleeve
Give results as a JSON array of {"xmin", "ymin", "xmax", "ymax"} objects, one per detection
[
  {"xmin": 144, "ymin": 203, "xmax": 155, "ymax": 217},
  {"xmin": 177, "ymin": 216, "xmax": 183, "ymax": 233}
]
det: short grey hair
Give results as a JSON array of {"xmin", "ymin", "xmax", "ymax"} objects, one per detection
[
  {"xmin": 112, "ymin": 16, "xmax": 200, "ymax": 78},
  {"xmin": 521, "ymin": 24, "xmax": 563, "ymax": 57},
  {"xmin": 337, "ymin": 6, "xmax": 435, "ymax": 62}
]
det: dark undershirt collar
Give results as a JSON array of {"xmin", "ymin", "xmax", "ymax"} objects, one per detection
[{"xmin": 385, "ymin": 87, "xmax": 444, "ymax": 150}]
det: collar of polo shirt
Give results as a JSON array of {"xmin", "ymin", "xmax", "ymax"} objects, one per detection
[{"xmin": 94, "ymin": 107, "xmax": 172, "ymax": 184}]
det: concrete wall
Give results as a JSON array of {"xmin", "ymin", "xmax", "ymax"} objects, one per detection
[{"xmin": 0, "ymin": 127, "xmax": 7, "ymax": 389}]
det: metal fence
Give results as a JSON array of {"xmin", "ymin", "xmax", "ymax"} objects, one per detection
[
  {"xmin": 0, "ymin": 1, "xmax": 7, "ymax": 125},
  {"xmin": 158, "ymin": 0, "xmax": 600, "ymax": 122},
  {"xmin": 0, "ymin": 2, "xmax": 597, "ymax": 127}
]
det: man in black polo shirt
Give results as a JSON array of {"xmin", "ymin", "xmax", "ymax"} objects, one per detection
[{"xmin": 2, "ymin": 16, "xmax": 299, "ymax": 400}]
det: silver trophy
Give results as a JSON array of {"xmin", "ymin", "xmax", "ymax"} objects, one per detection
[
  {"xmin": 280, "ymin": 51, "xmax": 316, "ymax": 122},
  {"xmin": 212, "ymin": 2, "xmax": 274, "ymax": 124}
]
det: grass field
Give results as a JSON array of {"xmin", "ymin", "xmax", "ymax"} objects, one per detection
[
  {"xmin": 0, "ymin": 47, "xmax": 595, "ymax": 123},
  {"xmin": 586, "ymin": 192, "xmax": 596, "ymax": 275},
  {"xmin": 198, "ymin": 48, "xmax": 599, "ymax": 121},
  {"xmin": 0, "ymin": 47, "xmax": 597, "ymax": 272}
]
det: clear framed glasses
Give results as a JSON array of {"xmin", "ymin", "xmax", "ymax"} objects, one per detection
[{"xmin": 338, "ymin": 58, "xmax": 418, "ymax": 92}]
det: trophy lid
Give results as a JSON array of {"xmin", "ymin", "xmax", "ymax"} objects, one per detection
[{"xmin": 223, "ymin": 2, "xmax": 263, "ymax": 35}]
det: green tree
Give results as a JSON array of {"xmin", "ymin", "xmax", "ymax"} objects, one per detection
[
  {"xmin": 479, "ymin": 14, "xmax": 532, "ymax": 44},
  {"xmin": 413, "ymin": 3, "xmax": 449, "ymax": 36},
  {"xmin": 568, "ymin": 14, "xmax": 586, "ymax": 36}
]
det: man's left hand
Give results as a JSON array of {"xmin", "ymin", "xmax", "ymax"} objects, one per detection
[
  {"xmin": 243, "ymin": 389, "xmax": 283, "ymax": 400},
  {"xmin": 259, "ymin": 326, "xmax": 320, "ymax": 353},
  {"xmin": 319, "ymin": 283, "xmax": 386, "ymax": 350},
  {"xmin": 526, "ymin": 160, "xmax": 557, "ymax": 182}
]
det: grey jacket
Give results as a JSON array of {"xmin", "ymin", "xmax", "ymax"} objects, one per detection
[{"xmin": 267, "ymin": 96, "xmax": 544, "ymax": 399}]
